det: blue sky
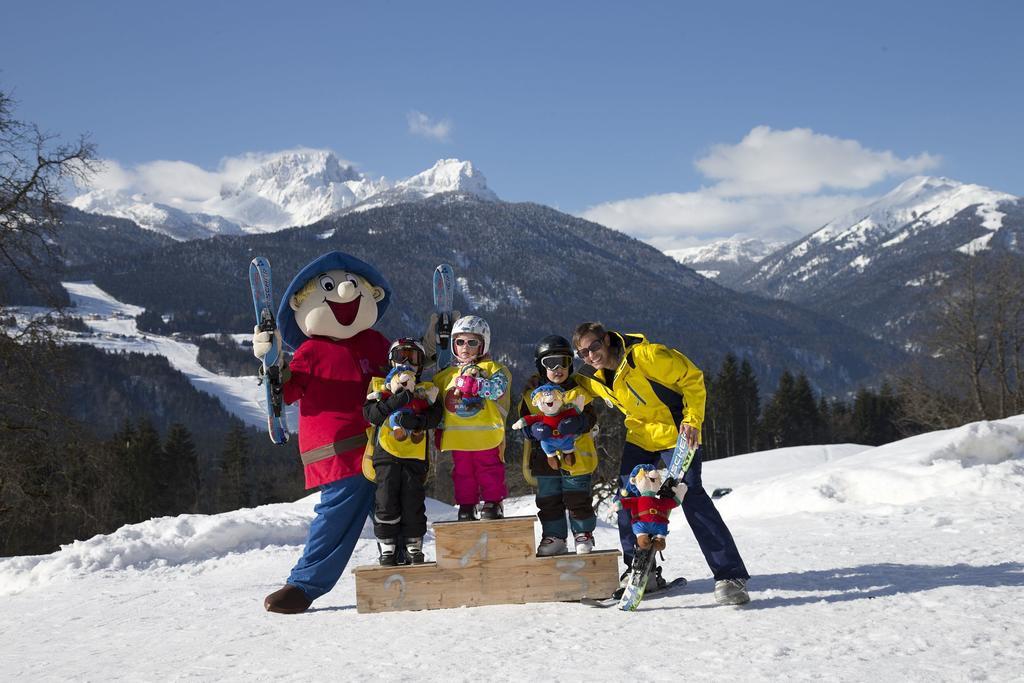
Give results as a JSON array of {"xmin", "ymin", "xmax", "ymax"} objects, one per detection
[{"xmin": 2, "ymin": 1, "xmax": 1021, "ymax": 248}]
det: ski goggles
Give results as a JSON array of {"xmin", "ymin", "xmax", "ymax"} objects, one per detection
[
  {"xmin": 540, "ymin": 355, "xmax": 572, "ymax": 371},
  {"xmin": 454, "ymin": 338, "xmax": 481, "ymax": 348},
  {"xmin": 389, "ymin": 347, "xmax": 424, "ymax": 366}
]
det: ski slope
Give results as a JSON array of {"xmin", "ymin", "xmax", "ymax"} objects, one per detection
[
  {"xmin": 2, "ymin": 417, "xmax": 1022, "ymax": 681},
  {"xmin": 60, "ymin": 281, "xmax": 295, "ymax": 432}
]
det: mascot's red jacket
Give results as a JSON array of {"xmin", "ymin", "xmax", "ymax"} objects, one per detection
[
  {"xmin": 276, "ymin": 251, "xmax": 392, "ymax": 489},
  {"xmin": 284, "ymin": 332, "xmax": 388, "ymax": 488}
]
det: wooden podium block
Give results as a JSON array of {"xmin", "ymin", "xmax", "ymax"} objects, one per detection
[
  {"xmin": 433, "ymin": 515, "xmax": 535, "ymax": 569},
  {"xmin": 353, "ymin": 550, "xmax": 620, "ymax": 614},
  {"xmin": 353, "ymin": 514, "xmax": 620, "ymax": 614}
]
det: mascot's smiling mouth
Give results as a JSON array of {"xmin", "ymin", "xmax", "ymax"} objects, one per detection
[{"xmin": 327, "ymin": 295, "xmax": 361, "ymax": 326}]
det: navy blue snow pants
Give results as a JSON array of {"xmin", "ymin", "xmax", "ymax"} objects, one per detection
[{"xmin": 617, "ymin": 442, "xmax": 749, "ymax": 581}]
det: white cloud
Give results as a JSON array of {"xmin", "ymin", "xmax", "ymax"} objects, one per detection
[
  {"xmin": 583, "ymin": 191, "xmax": 870, "ymax": 251},
  {"xmin": 89, "ymin": 160, "xmax": 135, "ymax": 193},
  {"xmin": 697, "ymin": 126, "xmax": 940, "ymax": 197},
  {"xmin": 580, "ymin": 126, "xmax": 942, "ymax": 250},
  {"xmin": 407, "ymin": 110, "xmax": 452, "ymax": 142}
]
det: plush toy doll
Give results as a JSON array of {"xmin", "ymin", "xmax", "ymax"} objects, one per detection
[
  {"xmin": 618, "ymin": 463, "xmax": 687, "ymax": 552},
  {"xmin": 512, "ymin": 383, "xmax": 587, "ymax": 470},
  {"xmin": 367, "ymin": 364, "xmax": 440, "ymax": 443}
]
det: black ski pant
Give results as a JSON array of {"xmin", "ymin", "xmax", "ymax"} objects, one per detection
[
  {"xmin": 617, "ymin": 442, "xmax": 749, "ymax": 581},
  {"xmin": 372, "ymin": 452, "xmax": 428, "ymax": 540}
]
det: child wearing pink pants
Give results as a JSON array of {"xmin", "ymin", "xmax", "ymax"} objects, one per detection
[{"xmin": 433, "ymin": 315, "xmax": 511, "ymax": 520}]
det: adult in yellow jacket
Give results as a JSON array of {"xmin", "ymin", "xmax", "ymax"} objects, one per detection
[{"xmin": 572, "ymin": 322, "xmax": 750, "ymax": 606}]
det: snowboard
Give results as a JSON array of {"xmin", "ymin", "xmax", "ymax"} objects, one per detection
[
  {"xmin": 617, "ymin": 432, "xmax": 695, "ymax": 611},
  {"xmin": 248, "ymin": 256, "xmax": 289, "ymax": 444},
  {"xmin": 432, "ymin": 264, "xmax": 455, "ymax": 370}
]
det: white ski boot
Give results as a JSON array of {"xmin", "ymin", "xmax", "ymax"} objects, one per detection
[{"xmin": 573, "ymin": 532, "xmax": 594, "ymax": 554}]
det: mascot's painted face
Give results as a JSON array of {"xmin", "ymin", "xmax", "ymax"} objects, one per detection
[
  {"xmin": 630, "ymin": 466, "xmax": 664, "ymax": 495},
  {"xmin": 289, "ymin": 269, "xmax": 386, "ymax": 341},
  {"xmin": 532, "ymin": 387, "xmax": 566, "ymax": 416}
]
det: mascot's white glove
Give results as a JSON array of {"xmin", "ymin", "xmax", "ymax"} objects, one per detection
[
  {"xmin": 252, "ymin": 325, "xmax": 281, "ymax": 361},
  {"xmin": 673, "ymin": 482, "xmax": 688, "ymax": 501}
]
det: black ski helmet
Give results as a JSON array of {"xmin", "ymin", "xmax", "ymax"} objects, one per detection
[
  {"xmin": 388, "ymin": 337, "xmax": 426, "ymax": 378},
  {"xmin": 533, "ymin": 334, "xmax": 573, "ymax": 377}
]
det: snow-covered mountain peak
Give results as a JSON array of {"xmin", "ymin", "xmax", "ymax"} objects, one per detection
[
  {"xmin": 668, "ymin": 237, "xmax": 783, "ymax": 266},
  {"xmin": 70, "ymin": 152, "xmax": 500, "ymax": 239},
  {"xmin": 812, "ymin": 176, "xmax": 1017, "ymax": 247},
  {"xmin": 396, "ymin": 158, "xmax": 497, "ymax": 200},
  {"xmin": 231, "ymin": 149, "xmax": 362, "ymax": 196}
]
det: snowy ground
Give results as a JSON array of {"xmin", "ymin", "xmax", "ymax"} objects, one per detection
[{"xmin": 2, "ymin": 417, "xmax": 1023, "ymax": 681}]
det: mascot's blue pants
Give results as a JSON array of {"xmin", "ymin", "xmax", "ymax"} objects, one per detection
[
  {"xmin": 287, "ymin": 475, "xmax": 375, "ymax": 601},
  {"xmin": 617, "ymin": 444, "xmax": 749, "ymax": 581}
]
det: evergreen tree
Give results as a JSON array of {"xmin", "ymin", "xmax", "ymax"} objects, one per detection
[
  {"xmin": 163, "ymin": 423, "xmax": 200, "ymax": 514},
  {"xmin": 130, "ymin": 419, "xmax": 164, "ymax": 521},
  {"xmin": 109, "ymin": 421, "xmax": 139, "ymax": 522},
  {"xmin": 711, "ymin": 354, "xmax": 741, "ymax": 459},
  {"xmin": 759, "ymin": 371, "xmax": 794, "ymax": 449},
  {"xmin": 851, "ymin": 382, "xmax": 905, "ymax": 446},
  {"xmin": 760, "ymin": 371, "xmax": 824, "ymax": 448},
  {"xmin": 217, "ymin": 423, "xmax": 251, "ymax": 511},
  {"xmin": 792, "ymin": 373, "xmax": 824, "ymax": 445},
  {"xmin": 738, "ymin": 359, "xmax": 760, "ymax": 454}
]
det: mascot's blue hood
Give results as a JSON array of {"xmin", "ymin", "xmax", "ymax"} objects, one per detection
[{"xmin": 276, "ymin": 251, "xmax": 392, "ymax": 351}]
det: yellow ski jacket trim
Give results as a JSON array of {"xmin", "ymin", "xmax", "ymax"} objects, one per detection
[
  {"xmin": 434, "ymin": 359, "xmax": 511, "ymax": 452},
  {"xmin": 575, "ymin": 332, "xmax": 705, "ymax": 452},
  {"xmin": 518, "ymin": 382, "xmax": 598, "ymax": 476}
]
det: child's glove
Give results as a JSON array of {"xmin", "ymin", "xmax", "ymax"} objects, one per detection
[
  {"xmin": 556, "ymin": 413, "xmax": 585, "ymax": 436},
  {"xmin": 658, "ymin": 477, "xmax": 687, "ymax": 501},
  {"xmin": 395, "ymin": 411, "xmax": 426, "ymax": 431},
  {"xmin": 529, "ymin": 422, "xmax": 553, "ymax": 441},
  {"xmin": 382, "ymin": 390, "xmax": 413, "ymax": 413},
  {"xmin": 454, "ymin": 374, "xmax": 480, "ymax": 397}
]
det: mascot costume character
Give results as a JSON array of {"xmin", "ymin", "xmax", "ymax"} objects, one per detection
[{"xmin": 253, "ymin": 251, "xmax": 391, "ymax": 615}]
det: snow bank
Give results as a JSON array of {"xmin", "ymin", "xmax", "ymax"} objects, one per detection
[
  {"xmin": 716, "ymin": 416, "xmax": 1024, "ymax": 519},
  {"xmin": 0, "ymin": 495, "xmax": 470, "ymax": 596},
  {"xmin": 0, "ymin": 497, "xmax": 319, "ymax": 596}
]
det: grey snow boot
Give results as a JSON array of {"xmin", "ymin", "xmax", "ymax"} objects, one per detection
[{"xmin": 715, "ymin": 578, "xmax": 750, "ymax": 605}]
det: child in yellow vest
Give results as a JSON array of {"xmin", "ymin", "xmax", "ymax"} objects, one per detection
[
  {"xmin": 433, "ymin": 315, "xmax": 511, "ymax": 520},
  {"xmin": 363, "ymin": 338, "xmax": 442, "ymax": 565},
  {"xmin": 516, "ymin": 335, "xmax": 599, "ymax": 555}
]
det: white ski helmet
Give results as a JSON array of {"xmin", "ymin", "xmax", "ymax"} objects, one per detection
[{"xmin": 451, "ymin": 315, "xmax": 491, "ymax": 355}]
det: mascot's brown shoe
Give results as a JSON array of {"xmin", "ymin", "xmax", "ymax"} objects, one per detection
[
  {"xmin": 563, "ymin": 451, "xmax": 576, "ymax": 467},
  {"xmin": 264, "ymin": 585, "xmax": 312, "ymax": 614},
  {"xmin": 410, "ymin": 430, "xmax": 425, "ymax": 444},
  {"xmin": 652, "ymin": 537, "xmax": 667, "ymax": 551}
]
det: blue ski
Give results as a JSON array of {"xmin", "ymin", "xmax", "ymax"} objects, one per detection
[
  {"xmin": 249, "ymin": 257, "xmax": 289, "ymax": 445},
  {"xmin": 618, "ymin": 432, "xmax": 694, "ymax": 611},
  {"xmin": 432, "ymin": 264, "xmax": 455, "ymax": 370}
]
